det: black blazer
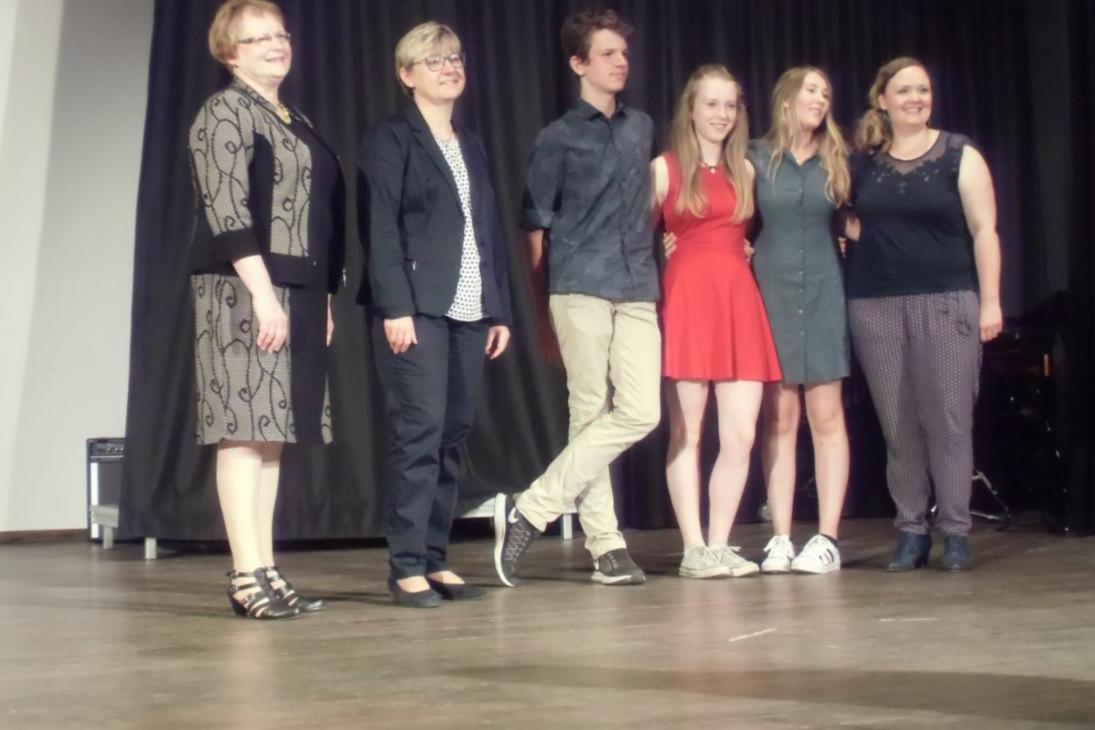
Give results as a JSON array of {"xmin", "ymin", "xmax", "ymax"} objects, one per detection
[{"xmin": 356, "ymin": 104, "xmax": 512, "ymax": 325}]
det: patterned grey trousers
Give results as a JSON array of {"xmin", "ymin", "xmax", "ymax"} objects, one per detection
[{"xmin": 848, "ymin": 291, "xmax": 982, "ymax": 536}]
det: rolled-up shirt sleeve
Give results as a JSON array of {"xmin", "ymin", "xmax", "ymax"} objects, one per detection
[{"xmin": 521, "ymin": 127, "xmax": 564, "ymax": 231}]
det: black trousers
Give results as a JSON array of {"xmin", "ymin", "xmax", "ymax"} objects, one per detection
[{"xmin": 372, "ymin": 314, "xmax": 489, "ymax": 578}]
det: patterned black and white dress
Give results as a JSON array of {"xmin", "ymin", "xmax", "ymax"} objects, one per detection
[{"xmin": 187, "ymin": 78, "xmax": 344, "ymax": 445}]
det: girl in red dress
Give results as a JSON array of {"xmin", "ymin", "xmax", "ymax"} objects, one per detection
[{"xmin": 651, "ymin": 64, "xmax": 782, "ymax": 579}]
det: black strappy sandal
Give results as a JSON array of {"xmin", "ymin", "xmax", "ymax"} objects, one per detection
[
  {"xmin": 264, "ymin": 566, "xmax": 326, "ymax": 612},
  {"xmin": 226, "ymin": 569, "xmax": 299, "ymax": 620}
]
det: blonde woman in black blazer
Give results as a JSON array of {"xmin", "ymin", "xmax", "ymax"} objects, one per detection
[{"xmin": 358, "ymin": 21, "xmax": 512, "ymax": 607}]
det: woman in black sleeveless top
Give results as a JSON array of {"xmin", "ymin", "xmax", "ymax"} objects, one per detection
[{"xmin": 845, "ymin": 57, "xmax": 1002, "ymax": 572}]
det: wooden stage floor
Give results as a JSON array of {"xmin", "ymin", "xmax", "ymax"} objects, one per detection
[{"xmin": 1, "ymin": 519, "xmax": 1094, "ymax": 729}]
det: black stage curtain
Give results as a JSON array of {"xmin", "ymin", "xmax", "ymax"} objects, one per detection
[
  {"xmin": 121, "ymin": 0, "xmax": 1094, "ymax": 540},
  {"xmin": 1063, "ymin": 0, "xmax": 1095, "ymax": 534}
]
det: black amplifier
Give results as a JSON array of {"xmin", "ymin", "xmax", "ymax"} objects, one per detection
[{"xmin": 86, "ymin": 438, "xmax": 127, "ymax": 540}]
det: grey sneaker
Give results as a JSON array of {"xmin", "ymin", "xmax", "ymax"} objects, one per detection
[
  {"xmin": 591, "ymin": 548, "xmax": 646, "ymax": 585},
  {"xmin": 492, "ymin": 493, "xmax": 540, "ymax": 587},
  {"xmin": 679, "ymin": 546, "xmax": 731, "ymax": 579},
  {"xmin": 761, "ymin": 535, "xmax": 795, "ymax": 573},
  {"xmin": 711, "ymin": 545, "xmax": 760, "ymax": 577}
]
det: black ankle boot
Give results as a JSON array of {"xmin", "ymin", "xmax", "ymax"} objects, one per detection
[
  {"xmin": 940, "ymin": 535, "xmax": 971, "ymax": 571},
  {"xmin": 886, "ymin": 532, "xmax": 932, "ymax": 572}
]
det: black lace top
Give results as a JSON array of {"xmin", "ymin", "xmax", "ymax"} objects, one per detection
[{"xmin": 847, "ymin": 131, "xmax": 978, "ymax": 298}]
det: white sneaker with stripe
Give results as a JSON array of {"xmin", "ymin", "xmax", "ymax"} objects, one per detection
[{"xmin": 791, "ymin": 534, "xmax": 841, "ymax": 574}]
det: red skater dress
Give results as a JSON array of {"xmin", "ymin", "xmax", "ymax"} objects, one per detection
[{"xmin": 660, "ymin": 153, "xmax": 782, "ymax": 382}]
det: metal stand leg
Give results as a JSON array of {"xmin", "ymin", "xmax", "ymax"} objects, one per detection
[
  {"xmin": 102, "ymin": 526, "xmax": 114, "ymax": 551},
  {"xmin": 561, "ymin": 514, "xmax": 573, "ymax": 540},
  {"xmin": 971, "ymin": 469, "xmax": 1012, "ymax": 526},
  {"xmin": 144, "ymin": 538, "xmax": 158, "ymax": 560}
]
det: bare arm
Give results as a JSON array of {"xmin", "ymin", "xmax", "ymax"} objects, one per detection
[
  {"xmin": 957, "ymin": 145, "xmax": 1003, "ymax": 342},
  {"xmin": 842, "ymin": 212, "xmax": 861, "ymax": 242},
  {"xmin": 742, "ymin": 160, "xmax": 757, "ymax": 259},
  {"xmin": 327, "ymin": 294, "xmax": 334, "ymax": 346},
  {"xmin": 650, "ymin": 156, "xmax": 669, "ymax": 216},
  {"xmin": 525, "ymin": 228, "xmax": 550, "ymax": 308},
  {"xmin": 525, "ymin": 228, "xmax": 560, "ymax": 364}
]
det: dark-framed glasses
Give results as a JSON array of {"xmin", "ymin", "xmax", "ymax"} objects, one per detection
[
  {"xmin": 237, "ymin": 31, "xmax": 292, "ymax": 46},
  {"xmin": 414, "ymin": 52, "xmax": 466, "ymax": 72}
]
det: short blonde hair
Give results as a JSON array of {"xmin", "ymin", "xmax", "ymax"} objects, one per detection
[
  {"xmin": 208, "ymin": 0, "xmax": 285, "ymax": 68},
  {"xmin": 394, "ymin": 21, "xmax": 462, "ymax": 97}
]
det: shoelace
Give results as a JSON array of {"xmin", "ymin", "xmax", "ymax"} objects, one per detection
[
  {"xmin": 503, "ymin": 512, "xmax": 535, "ymax": 561},
  {"xmin": 763, "ymin": 536, "xmax": 793, "ymax": 556}
]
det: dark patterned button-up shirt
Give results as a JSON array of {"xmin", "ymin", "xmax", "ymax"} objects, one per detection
[{"xmin": 522, "ymin": 100, "xmax": 659, "ymax": 302}]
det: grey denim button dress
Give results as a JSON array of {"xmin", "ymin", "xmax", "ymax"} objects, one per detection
[{"xmin": 748, "ymin": 140, "xmax": 850, "ymax": 385}]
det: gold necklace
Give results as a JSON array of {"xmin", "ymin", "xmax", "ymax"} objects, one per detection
[{"xmin": 273, "ymin": 100, "xmax": 291, "ymax": 124}]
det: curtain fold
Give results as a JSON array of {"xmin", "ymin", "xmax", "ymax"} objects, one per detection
[{"xmin": 1063, "ymin": 0, "xmax": 1095, "ymax": 534}]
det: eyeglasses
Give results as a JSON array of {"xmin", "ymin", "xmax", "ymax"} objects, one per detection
[
  {"xmin": 413, "ymin": 52, "xmax": 466, "ymax": 73},
  {"xmin": 237, "ymin": 32, "xmax": 292, "ymax": 46}
]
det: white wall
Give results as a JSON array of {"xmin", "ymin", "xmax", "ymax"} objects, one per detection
[{"xmin": 0, "ymin": 0, "xmax": 152, "ymax": 531}]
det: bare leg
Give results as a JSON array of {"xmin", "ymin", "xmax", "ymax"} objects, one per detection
[
  {"xmin": 665, "ymin": 380, "xmax": 710, "ymax": 550},
  {"xmin": 761, "ymin": 384, "xmax": 801, "ymax": 537},
  {"xmin": 708, "ymin": 381, "xmax": 763, "ymax": 546},
  {"xmin": 256, "ymin": 442, "xmax": 284, "ymax": 567},
  {"xmin": 804, "ymin": 380, "xmax": 850, "ymax": 539},
  {"xmin": 215, "ymin": 442, "xmax": 264, "ymax": 573}
]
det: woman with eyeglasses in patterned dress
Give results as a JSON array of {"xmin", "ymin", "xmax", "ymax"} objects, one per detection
[{"xmin": 188, "ymin": 0, "xmax": 345, "ymax": 619}]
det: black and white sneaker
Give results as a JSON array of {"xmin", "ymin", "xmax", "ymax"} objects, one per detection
[
  {"xmin": 591, "ymin": 548, "xmax": 646, "ymax": 585},
  {"xmin": 493, "ymin": 493, "xmax": 540, "ymax": 587},
  {"xmin": 791, "ymin": 534, "xmax": 841, "ymax": 574}
]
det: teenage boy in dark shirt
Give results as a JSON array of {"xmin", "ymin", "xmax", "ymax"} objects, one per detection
[{"xmin": 493, "ymin": 8, "xmax": 660, "ymax": 587}]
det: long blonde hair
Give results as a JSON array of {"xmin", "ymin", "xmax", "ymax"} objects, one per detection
[
  {"xmin": 854, "ymin": 56, "xmax": 929, "ymax": 155},
  {"xmin": 762, "ymin": 66, "xmax": 850, "ymax": 207},
  {"xmin": 668, "ymin": 64, "xmax": 753, "ymax": 223}
]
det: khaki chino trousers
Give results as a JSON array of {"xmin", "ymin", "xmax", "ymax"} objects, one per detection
[{"xmin": 516, "ymin": 293, "xmax": 662, "ymax": 558}]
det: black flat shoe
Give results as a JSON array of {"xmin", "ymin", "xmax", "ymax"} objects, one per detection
[
  {"xmin": 886, "ymin": 532, "xmax": 932, "ymax": 572},
  {"xmin": 388, "ymin": 577, "xmax": 442, "ymax": 608},
  {"xmin": 264, "ymin": 566, "xmax": 325, "ymax": 612},
  {"xmin": 227, "ymin": 569, "xmax": 299, "ymax": 620},
  {"xmin": 940, "ymin": 535, "xmax": 971, "ymax": 571},
  {"xmin": 426, "ymin": 578, "xmax": 486, "ymax": 601}
]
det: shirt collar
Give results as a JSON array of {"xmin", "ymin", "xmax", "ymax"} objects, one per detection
[{"xmin": 574, "ymin": 97, "xmax": 627, "ymax": 121}]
